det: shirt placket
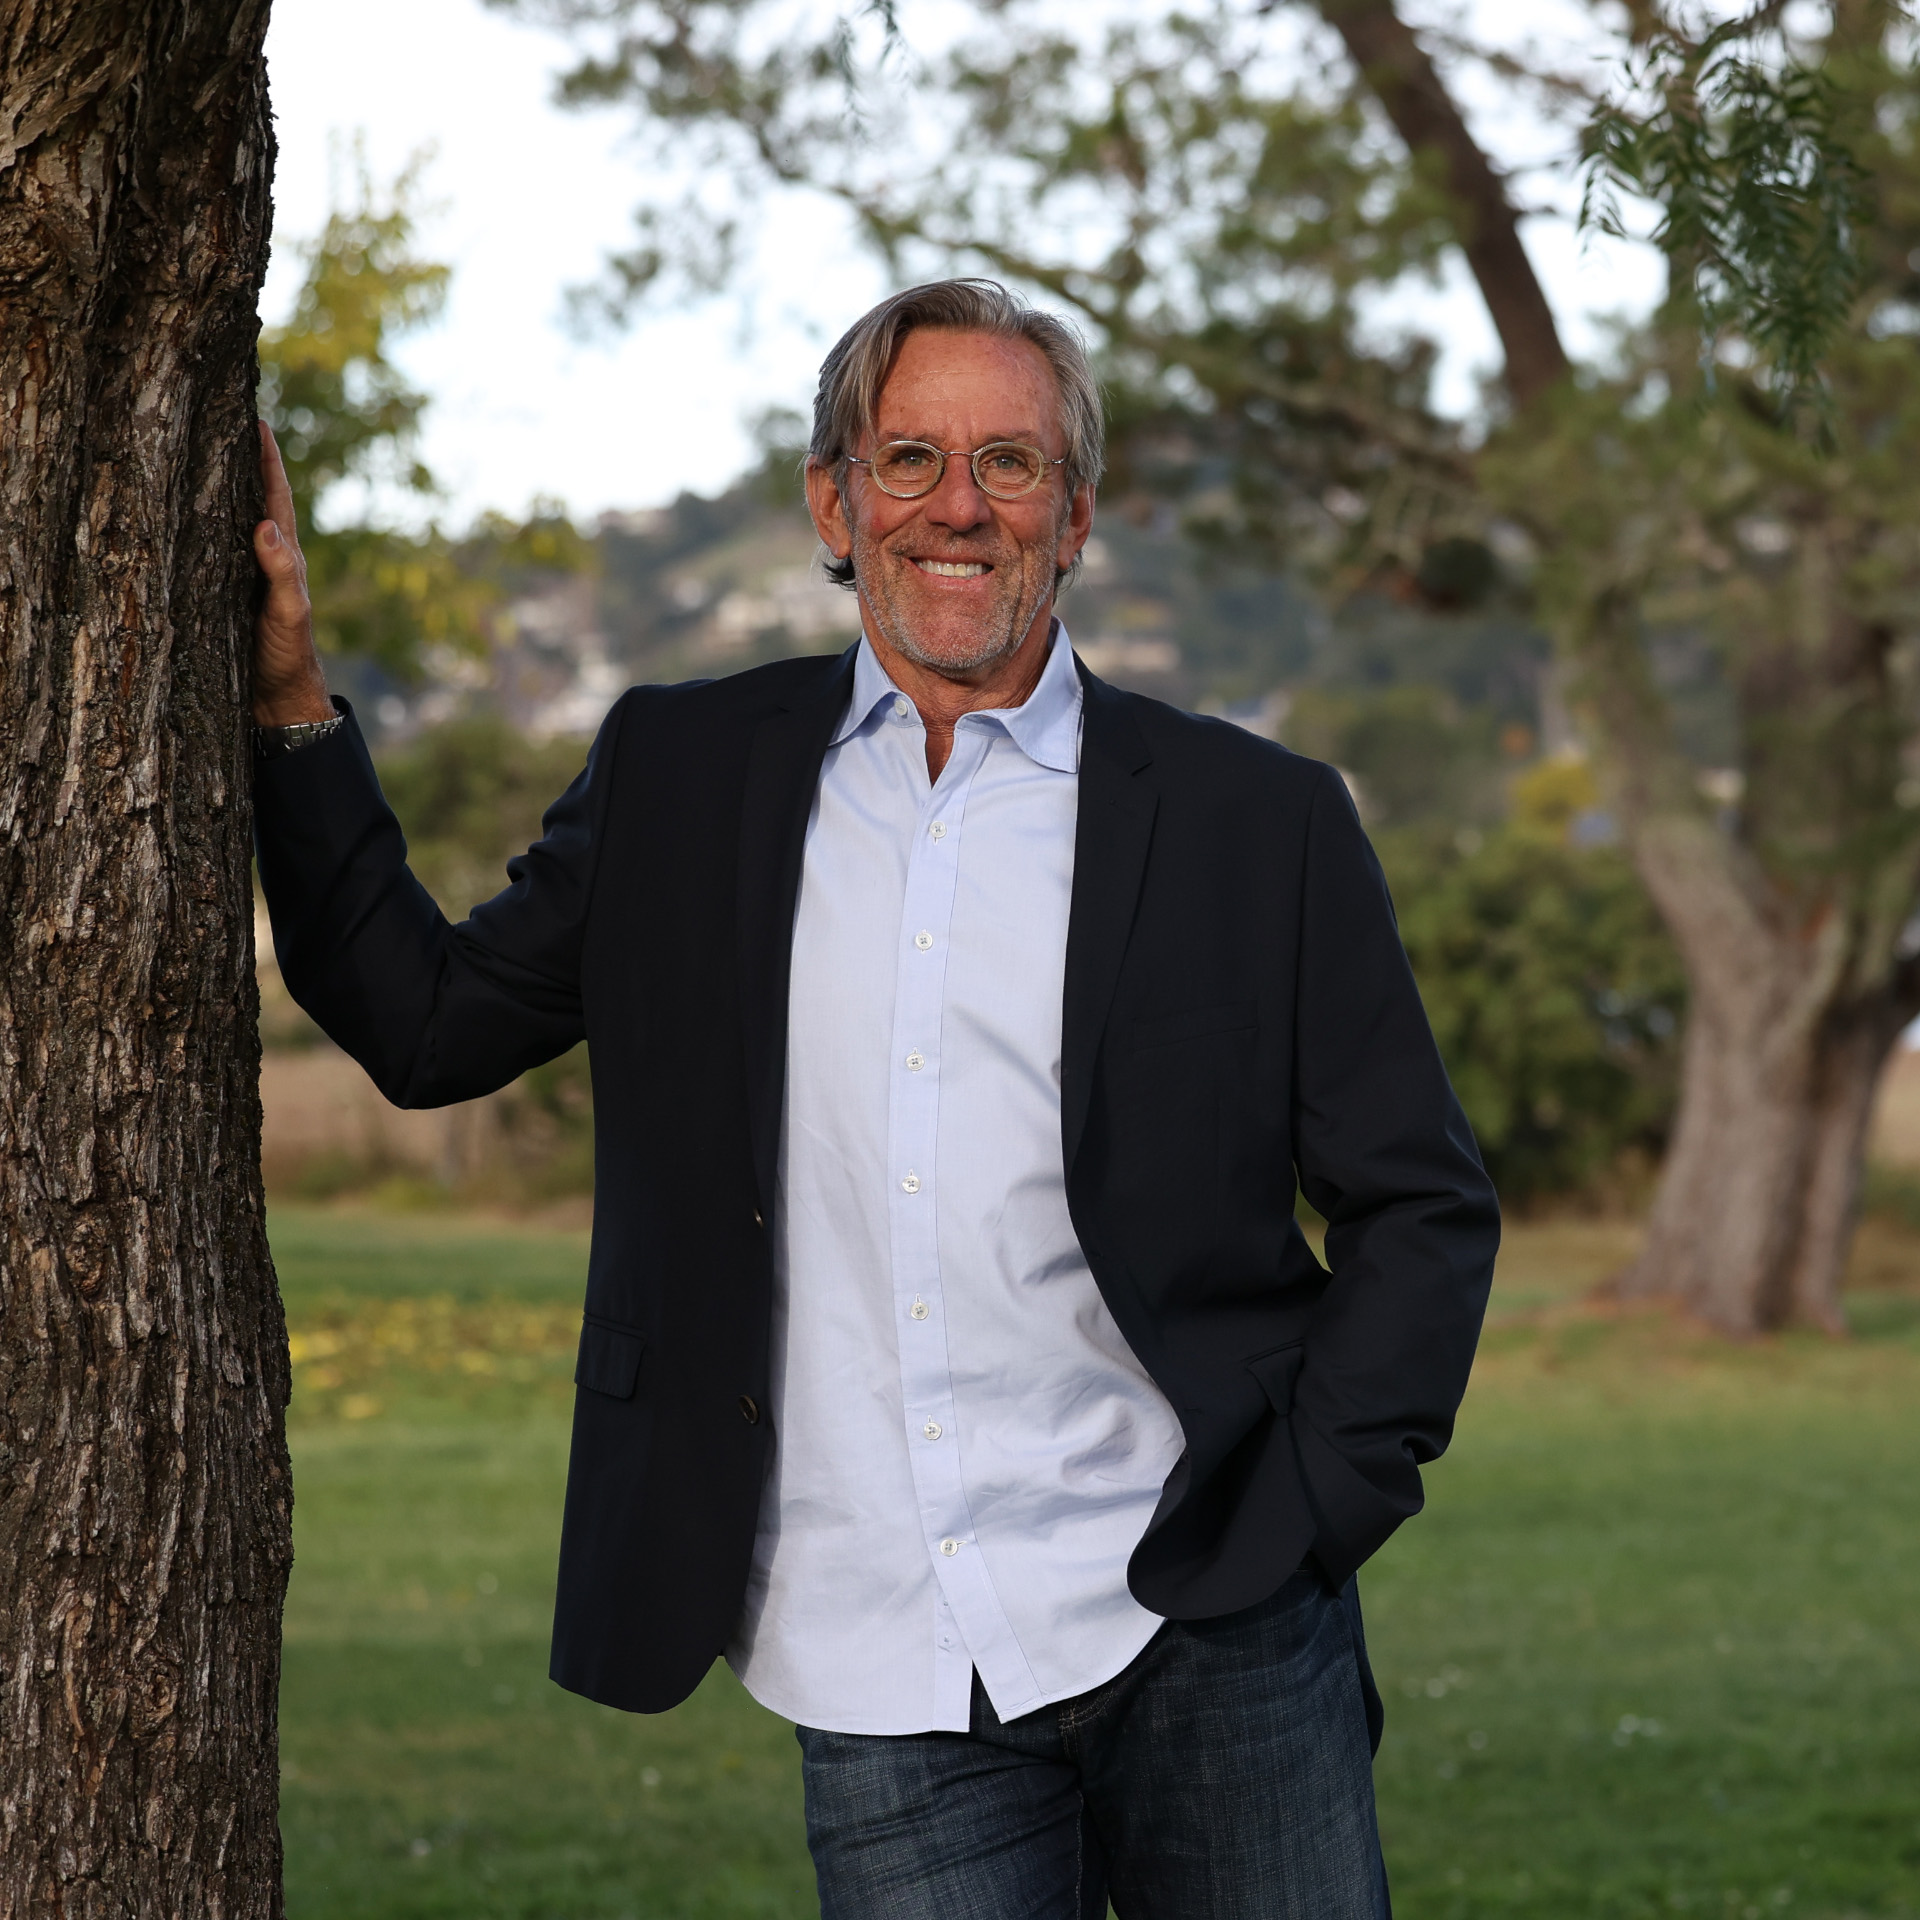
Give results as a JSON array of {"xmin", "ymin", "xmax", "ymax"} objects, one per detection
[{"xmin": 884, "ymin": 715, "xmax": 1030, "ymax": 1722}]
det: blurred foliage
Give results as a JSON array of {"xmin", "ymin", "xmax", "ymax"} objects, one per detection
[
  {"xmin": 374, "ymin": 717, "xmax": 598, "ymax": 1196},
  {"xmin": 258, "ymin": 151, "xmax": 447, "ymax": 515},
  {"xmin": 375, "ymin": 714, "xmax": 589, "ymax": 918},
  {"xmin": 258, "ymin": 160, "xmax": 592, "ymax": 679},
  {"xmin": 1381, "ymin": 759, "xmax": 1686, "ymax": 1205},
  {"xmin": 1282, "ymin": 685, "xmax": 1507, "ymax": 829},
  {"xmin": 1860, "ymin": 1161, "xmax": 1920, "ymax": 1233},
  {"xmin": 1581, "ymin": 16, "xmax": 1873, "ymax": 410}
]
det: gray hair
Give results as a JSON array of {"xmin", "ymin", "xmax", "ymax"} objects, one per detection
[{"xmin": 809, "ymin": 279, "xmax": 1105, "ymax": 589}]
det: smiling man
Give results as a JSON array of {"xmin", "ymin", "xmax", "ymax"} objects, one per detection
[{"xmin": 251, "ymin": 279, "xmax": 1499, "ymax": 1918}]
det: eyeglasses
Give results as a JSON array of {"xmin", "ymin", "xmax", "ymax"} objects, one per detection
[{"xmin": 846, "ymin": 439, "xmax": 1066, "ymax": 501}]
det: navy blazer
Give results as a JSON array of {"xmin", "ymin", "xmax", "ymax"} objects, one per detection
[{"xmin": 255, "ymin": 648, "xmax": 1499, "ymax": 1714}]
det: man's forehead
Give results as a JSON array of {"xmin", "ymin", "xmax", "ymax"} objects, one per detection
[{"xmin": 872, "ymin": 329, "xmax": 1060, "ymax": 436}]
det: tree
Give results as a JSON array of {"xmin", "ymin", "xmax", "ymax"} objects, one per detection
[
  {"xmin": 502, "ymin": 0, "xmax": 1920, "ymax": 1332},
  {"xmin": 1, "ymin": 4, "xmax": 288, "ymax": 1914},
  {"xmin": 257, "ymin": 167, "xmax": 594, "ymax": 685},
  {"xmin": 1493, "ymin": 12, "xmax": 1920, "ymax": 1334},
  {"xmin": 1381, "ymin": 760, "xmax": 1687, "ymax": 1205}
]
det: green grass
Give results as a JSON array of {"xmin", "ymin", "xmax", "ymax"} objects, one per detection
[
  {"xmin": 273, "ymin": 1204, "xmax": 592, "ymax": 1308},
  {"xmin": 275, "ymin": 1203, "xmax": 810, "ymax": 1917},
  {"xmin": 273, "ymin": 1201, "xmax": 1920, "ymax": 1919}
]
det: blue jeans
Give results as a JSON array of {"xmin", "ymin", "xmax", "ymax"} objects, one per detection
[{"xmin": 796, "ymin": 1567, "xmax": 1391, "ymax": 1919}]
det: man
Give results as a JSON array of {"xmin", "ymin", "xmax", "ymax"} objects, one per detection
[{"xmin": 252, "ymin": 278, "xmax": 1499, "ymax": 1918}]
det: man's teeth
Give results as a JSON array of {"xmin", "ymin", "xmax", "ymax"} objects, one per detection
[{"xmin": 914, "ymin": 560, "xmax": 990, "ymax": 578}]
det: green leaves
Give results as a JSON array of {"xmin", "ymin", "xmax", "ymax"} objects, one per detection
[
  {"xmin": 1383, "ymin": 808, "xmax": 1687, "ymax": 1203},
  {"xmin": 258, "ymin": 160, "xmax": 590, "ymax": 678},
  {"xmin": 1581, "ymin": 19, "xmax": 1874, "ymax": 410},
  {"xmin": 258, "ymin": 152, "xmax": 449, "ymax": 523}
]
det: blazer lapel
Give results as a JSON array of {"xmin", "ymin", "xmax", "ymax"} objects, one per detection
[
  {"xmin": 1062, "ymin": 665, "xmax": 1157, "ymax": 1174},
  {"xmin": 738, "ymin": 648, "xmax": 857, "ymax": 1221}
]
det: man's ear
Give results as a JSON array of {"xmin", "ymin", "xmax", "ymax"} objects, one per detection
[
  {"xmin": 1055, "ymin": 483, "xmax": 1096, "ymax": 572},
  {"xmin": 805, "ymin": 459, "xmax": 853, "ymax": 560}
]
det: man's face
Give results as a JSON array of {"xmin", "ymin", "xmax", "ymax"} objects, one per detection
[{"xmin": 806, "ymin": 329, "xmax": 1093, "ymax": 678}]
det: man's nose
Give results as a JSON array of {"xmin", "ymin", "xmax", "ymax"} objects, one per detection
[{"xmin": 922, "ymin": 454, "xmax": 992, "ymax": 532}]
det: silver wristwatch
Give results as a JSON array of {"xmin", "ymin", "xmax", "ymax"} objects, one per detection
[{"xmin": 254, "ymin": 714, "xmax": 345, "ymax": 758}]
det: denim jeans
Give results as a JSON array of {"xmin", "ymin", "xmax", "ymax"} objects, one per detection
[{"xmin": 795, "ymin": 1567, "xmax": 1391, "ymax": 1919}]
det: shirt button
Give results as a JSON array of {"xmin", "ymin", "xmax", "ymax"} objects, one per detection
[
  {"xmin": 914, "ymin": 930, "xmax": 933, "ymax": 951},
  {"xmin": 893, "ymin": 697, "xmax": 909, "ymax": 719},
  {"xmin": 929, "ymin": 821, "xmax": 947, "ymax": 841},
  {"xmin": 900, "ymin": 1171, "xmax": 921, "ymax": 1194},
  {"xmin": 939, "ymin": 1539, "xmax": 960, "ymax": 1556},
  {"xmin": 909, "ymin": 1299, "xmax": 930, "ymax": 1321},
  {"xmin": 922, "ymin": 1420, "xmax": 943, "ymax": 1440},
  {"xmin": 905, "ymin": 1049, "xmax": 925, "ymax": 1072}
]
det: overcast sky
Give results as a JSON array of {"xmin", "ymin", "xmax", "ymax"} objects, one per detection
[{"xmin": 262, "ymin": 0, "xmax": 1665, "ymax": 530}]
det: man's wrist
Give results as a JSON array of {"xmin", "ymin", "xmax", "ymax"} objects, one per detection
[
  {"xmin": 254, "ymin": 704, "xmax": 344, "ymax": 758},
  {"xmin": 252, "ymin": 692, "xmax": 335, "ymax": 727}
]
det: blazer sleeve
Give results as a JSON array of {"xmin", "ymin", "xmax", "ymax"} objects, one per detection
[
  {"xmin": 253, "ymin": 694, "xmax": 627, "ymax": 1108},
  {"xmin": 1288, "ymin": 761, "xmax": 1501, "ymax": 1585}
]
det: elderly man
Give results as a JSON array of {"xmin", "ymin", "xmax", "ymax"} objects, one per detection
[{"xmin": 252, "ymin": 278, "xmax": 1498, "ymax": 1918}]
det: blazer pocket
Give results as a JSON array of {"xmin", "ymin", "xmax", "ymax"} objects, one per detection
[
  {"xmin": 1116, "ymin": 1002, "xmax": 1257, "ymax": 1055},
  {"xmin": 1245, "ymin": 1340, "xmax": 1306, "ymax": 1416},
  {"xmin": 575, "ymin": 1318, "xmax": 647, "ymax": 1401}
]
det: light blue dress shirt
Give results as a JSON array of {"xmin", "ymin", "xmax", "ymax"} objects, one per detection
[{"xmin": 725, "ymin": 624, "xmax": 1187, "ymax": 1735}]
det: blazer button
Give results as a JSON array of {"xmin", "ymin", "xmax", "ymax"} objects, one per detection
[
  {"xmin": 738, "ymin": 1395, "xmax": 761, "ymax": 1425},
  {"xmin": 752, "ymin": 1206, "xmax": 764, "ymax": 1228}
]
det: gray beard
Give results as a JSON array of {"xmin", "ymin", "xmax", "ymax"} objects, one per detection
[
  {"xmin": 878, "ymin": 607, "xmax": 1028, "ymax": 677},
  {"xmin": 852, "ymin": 528, "xmax": 1054, "ymax": 679}
]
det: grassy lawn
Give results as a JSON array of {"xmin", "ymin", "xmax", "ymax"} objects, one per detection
[{"xmin": 273, "ymin": 1202, "xmax": 1920, "ymax": 1919}]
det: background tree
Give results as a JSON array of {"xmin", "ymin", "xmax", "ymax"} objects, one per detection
[
  {"xmin": 1381, "ymin": 758, "xmax": 1687, "ymax": 1204},
  {"xmin": 257, "ymin": 165, "xmax": 593, "ymax": 684},
  {"xmin": 1491, "ymin": 9, "xmax": 1920, "ymax": 1332},
  {"xmin": 0, "ymin": 4, "xmax": 289, "ymax": 1913},
  {"xmin": 503, "ymin": 0, "xmax": 1920, "ymax": 1332}
]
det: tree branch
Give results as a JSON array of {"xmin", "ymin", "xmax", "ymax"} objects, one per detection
[{"xmin": 1314, "ymin": 0, "xmax": 1571, "ymax": 410}]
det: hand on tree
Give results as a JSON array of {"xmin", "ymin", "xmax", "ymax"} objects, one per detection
[{"xmin": 252, "ymin": 421, "xmax": 333, "ymax": 726}]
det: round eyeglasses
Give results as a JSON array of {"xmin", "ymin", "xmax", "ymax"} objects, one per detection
[{"xmin": 846, "ymin": 439, "xmax": 1066, "ymax": 501}]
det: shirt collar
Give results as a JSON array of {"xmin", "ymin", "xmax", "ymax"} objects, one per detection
[{"xmin": 832, "ymin": 620, "xmax": 1083, "ymax": 774}]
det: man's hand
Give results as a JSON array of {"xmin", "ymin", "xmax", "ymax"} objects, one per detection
[{"xmin": 252, "ymin": 422, "xmax": 334, "ymax": 727}]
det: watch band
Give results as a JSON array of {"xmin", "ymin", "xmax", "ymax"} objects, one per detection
[{"xmin": 254, "ymin": 714, "xmax": 345, "ymax": 758}]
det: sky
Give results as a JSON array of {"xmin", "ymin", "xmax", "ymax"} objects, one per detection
[{"xmin": 261, "ymin": 0, "xmax": 1667, "ymax": 530}]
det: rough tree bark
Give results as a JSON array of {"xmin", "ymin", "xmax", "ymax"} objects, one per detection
[
  {"xmin": 1619, "ymin": 815, "xmax": 1915, "ymax": 1331},
  {"xmin": 0, "ymin": 4, "xmax": 289, "ymax": 1914}
]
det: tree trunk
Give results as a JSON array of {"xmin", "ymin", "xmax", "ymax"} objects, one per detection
[
  {"xmin": 1620, "ymin": 815, "xmax": 1914, "ymax": 1333},
  {"xmin": 0, "ymin": 6, "xmax": 288, "ymax": 1915}
]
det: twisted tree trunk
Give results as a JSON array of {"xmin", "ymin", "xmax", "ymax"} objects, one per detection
[
  {"xmin": 1621, "ymin": 815, "xmax": 1915, "ymax": 1332},
  {"xmin": 0, "ymin": 5, "xmax": 288, "ymax": 1914}
]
